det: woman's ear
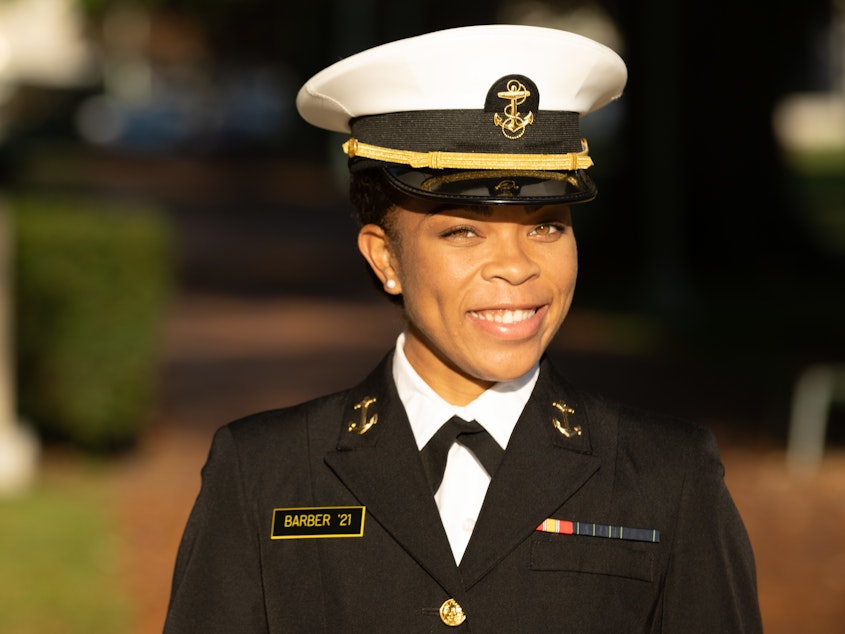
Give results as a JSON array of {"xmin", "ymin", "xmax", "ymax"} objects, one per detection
[{"xmin": 357, "ymin": 224, "xmax": 403, "ymax": 295}]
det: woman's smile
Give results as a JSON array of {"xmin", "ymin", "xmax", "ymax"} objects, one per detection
[
  {"xmin": 360, "ymin": 202, "xmax": 577, "ymax": 404},
  {"xmin": 467, "ymin": 304, "xmax": 548, "ymax": 339}
]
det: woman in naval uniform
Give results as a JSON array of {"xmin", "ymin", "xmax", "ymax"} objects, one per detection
[{"xmin": 164, "ymin": 24, "xmax": 762, "ymax": 633}]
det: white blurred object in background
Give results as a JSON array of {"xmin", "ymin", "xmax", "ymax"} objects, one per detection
[
  {"xmin": 0, "ymin": 0, "xmax": 94, "ymax": 494},
  {"xmin": 0, "ymin": 199, "xmax": 38, "ymax": 496},
  {"xmin": 0, "ymin": 0, "xmax": 97, "ymax": 138},
  {"xmin": 0, "ymin": 0, "xmax": 95, "ymax": 86}
]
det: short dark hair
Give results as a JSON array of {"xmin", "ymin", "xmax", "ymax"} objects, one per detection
[
  {"xmin": 348, "ymin": 168, "xmax": 396, "ymax": 229},
  {"xmin": 348, "ymin": 168, "xmax": 404, "ymax": 305}
]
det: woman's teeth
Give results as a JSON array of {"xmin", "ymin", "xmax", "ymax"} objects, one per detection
[{"xmin": 470, "ymin": 308, "xmax": 537, "ymax": 324}]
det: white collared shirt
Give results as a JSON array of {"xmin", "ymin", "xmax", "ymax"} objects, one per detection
[{"xmin": 392, "ymin": 332, "xmax": 538, "ymax": 562}]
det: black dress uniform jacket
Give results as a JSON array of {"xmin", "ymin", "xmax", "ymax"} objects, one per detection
[{"xmin": 164, "ymin": 353, "xmax": 762, "ymax": 633}]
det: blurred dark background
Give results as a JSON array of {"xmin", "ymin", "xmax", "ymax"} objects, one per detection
[{"xmin": 3, "ymin": 0, "xmax": 842, "ymax": 442}]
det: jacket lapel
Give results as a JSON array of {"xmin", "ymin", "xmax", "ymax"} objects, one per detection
[
  {"xmin": 323, "ymin": 354, "xmax": 464, "ymax": 595},
  {"xmin": 459, "ymin": 358, "xmax": 603, "ymax": 587}
]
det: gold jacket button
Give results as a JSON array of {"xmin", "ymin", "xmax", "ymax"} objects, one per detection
[{"xmin": 439, "ymin": 598, "xmax": 466, "ymax": 627}]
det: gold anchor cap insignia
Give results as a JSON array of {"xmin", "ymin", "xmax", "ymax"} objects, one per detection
[
  {"xmin": 551, "ymin": 401, "xmax": 582, "ymax": 438},
  {"xmin": 493, "ymin": 78, "xmax": 535, "ymax": 139},
  {"xmin": 493, "ymin": 179, "xmax": 520, "ymax": 197},
  {"xmin": 347, "ymin": 396, "xmax": 378, "ymax": 435}
]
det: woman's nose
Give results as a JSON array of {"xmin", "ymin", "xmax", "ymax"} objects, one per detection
[{"xmin": 481, "ymin": 237, "xmax": 541, "ymax": 285}]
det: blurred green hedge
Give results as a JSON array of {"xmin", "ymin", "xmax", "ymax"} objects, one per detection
[{"xmin": 11, "ymin": 194, "xmax": 173, "ymax": 452}]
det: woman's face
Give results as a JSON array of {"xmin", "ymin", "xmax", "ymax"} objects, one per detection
[{"xmin": 359, "ymin": 200, "xmax": 578, "ymax": 405}]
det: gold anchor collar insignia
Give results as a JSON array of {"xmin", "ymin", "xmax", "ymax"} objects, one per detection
[
  {"xmin": 347, "ymin": 396, "xmax": 378, "ymax": 435},
  {"xmin": 551, "ymin": 401, "xmax": 582, "ymax": 438}
]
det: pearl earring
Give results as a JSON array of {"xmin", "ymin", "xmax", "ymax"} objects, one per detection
[{"xmin": 385, "ymin": 279, "xmax": 397, "ymax": 290}]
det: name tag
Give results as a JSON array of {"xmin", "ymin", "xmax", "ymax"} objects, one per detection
[{"xmin": 270, "ymin": 506, "xmax": 366, "ymax": 539}]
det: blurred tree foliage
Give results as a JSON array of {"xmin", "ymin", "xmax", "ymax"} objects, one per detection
[{"xmin": 13, "ymin": 195, "xmax": 174, "ymax": 452}]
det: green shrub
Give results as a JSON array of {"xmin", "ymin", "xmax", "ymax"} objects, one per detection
[{"xmin": 11, "ymin": 194, "xmax": 173, "ymax": 451}]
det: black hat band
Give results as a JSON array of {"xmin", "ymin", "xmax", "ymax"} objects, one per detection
[{"xmin": 349, "ymin": 109, "xmax": 583, "ymax": 156}]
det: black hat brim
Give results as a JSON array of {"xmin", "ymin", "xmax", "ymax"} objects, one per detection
[{"xmin": 381, "ymin": 165, "xmax": 597, "ymax": 205}]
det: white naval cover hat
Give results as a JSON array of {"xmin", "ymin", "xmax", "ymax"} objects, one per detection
[{"xmin": 297, "ymin": 24, "xmax": 627, "ymax": 204}]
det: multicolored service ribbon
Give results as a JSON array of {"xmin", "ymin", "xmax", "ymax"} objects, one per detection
[{"xmin": 536, "ymin": 518, "xmax": 660, "ymax": 543}]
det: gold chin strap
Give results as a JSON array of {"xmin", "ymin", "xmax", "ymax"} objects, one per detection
[{"xmin": 342, "ymin": 138, "xmax": 593, "ymax": 171}]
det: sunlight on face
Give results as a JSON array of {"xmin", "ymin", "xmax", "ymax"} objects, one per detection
[{"xmin": 364, "ymin": 201, "xmax": 578, "ymax": 405}]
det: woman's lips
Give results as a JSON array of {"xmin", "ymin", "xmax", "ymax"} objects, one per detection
[
  {"xmin": 467, "ymin": 305, "xmax": 548, "ymax": 338},
  {"xmin": 468, "ymin": 308, "xmax": 538, "ymax": 324}
]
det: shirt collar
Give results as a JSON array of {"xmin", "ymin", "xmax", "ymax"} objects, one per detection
[{"xmin": 392, "ymin": 331, "xmax": 539, "ymax": 450}]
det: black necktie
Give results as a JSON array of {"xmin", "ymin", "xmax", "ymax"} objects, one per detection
[{"xmin": 420, "ymin": 416, "xmax": 504, "ymax": 493}]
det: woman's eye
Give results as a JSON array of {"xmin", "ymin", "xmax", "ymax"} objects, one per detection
[
  {"xmin": 532, "ymin": 223, "xmax": 564, "ymax": 237},
  {"xmin": 441, "ymin": 226, "xmax": 478, "ymax": 239}
]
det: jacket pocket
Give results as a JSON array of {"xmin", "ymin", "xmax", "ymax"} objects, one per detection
[{"xmin": 530, "ymin": 534, "xmax": 655, "ymax": 582}]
